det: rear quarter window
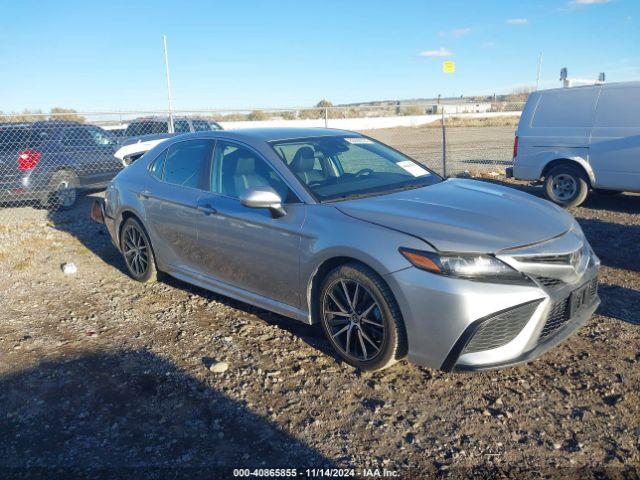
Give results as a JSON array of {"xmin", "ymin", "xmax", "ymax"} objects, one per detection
[{"xmin": 532, "ymin": 88, "xmax": 599, "ymax": 128}]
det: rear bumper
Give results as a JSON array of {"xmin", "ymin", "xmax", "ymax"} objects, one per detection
[{"xmin": 0, "ymin": 175, "xmax": 47, "ymax": 203}]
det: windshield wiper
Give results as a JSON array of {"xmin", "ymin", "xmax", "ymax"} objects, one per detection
[{"xmin": 325, "ymin": 181, "xmax": 433, "ymax": 203}]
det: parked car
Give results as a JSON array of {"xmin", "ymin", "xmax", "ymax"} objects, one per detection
[
  {"xmin": 123, "ymin": 116, "xmax": 223, "ymax": 138},
  {"xmin": 115, "ymin": 117, "xmax": 223, "ymax": 166},
  {"xmin": 92, "ymin": 128, "xmax": 600, "ymax": 372},
  {"xmin": 0, "ymin": 121, "xmax": 123, "ymax": 209},
  {"xmin": 507, "ymin": 81, "xmax": 640, "ymax": 207}
]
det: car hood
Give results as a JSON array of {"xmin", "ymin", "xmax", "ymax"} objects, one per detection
[{"xmin": 336, "ymin": 179, "xmax": 573, "ymax": 253}]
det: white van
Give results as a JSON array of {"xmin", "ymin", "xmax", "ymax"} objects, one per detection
[{"xmin": 507, "ymin": 81, "xmax": 640, "ymax": 207}]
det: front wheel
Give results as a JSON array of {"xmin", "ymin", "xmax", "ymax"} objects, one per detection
[
  {"xmin": 318, "ymin": 263, "xmax": 407, "ymax": 371},
  {"xmin": 120, "ymin": 218, "xmax": 159, "ymax": 283},
  {"xmin": 543, "ymin": 165, "xmax": 589, "ymax": 208}
]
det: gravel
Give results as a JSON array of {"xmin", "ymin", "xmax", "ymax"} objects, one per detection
[{"xmin": 0, "ymin": 179, "xmax": 639, "ymax": 477}]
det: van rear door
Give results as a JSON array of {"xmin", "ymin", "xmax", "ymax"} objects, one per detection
[
  {"xmin": 514, "ymin": 87, "xmax": 599, "ymax": 180},
  {"xmin": 589, "ymin": 83, "xmax": 640, "ymax": 191}
]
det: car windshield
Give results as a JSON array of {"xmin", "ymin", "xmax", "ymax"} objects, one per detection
[{"xmin": 271, "ymin": 136, "xmax": 441, "ymax": 201}]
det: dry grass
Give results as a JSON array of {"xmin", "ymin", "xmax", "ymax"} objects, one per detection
[{"xmin": 426, "ymin": 115, "xmax": 520, "ymax": 128}]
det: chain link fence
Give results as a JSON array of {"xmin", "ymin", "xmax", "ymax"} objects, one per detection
[{"xmin": 0, "ymin": 103, "xmax": 522, "ymax": 224}]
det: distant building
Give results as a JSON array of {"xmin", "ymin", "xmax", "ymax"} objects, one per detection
[{"xmin": 426, "ymin": 103, "xmax": 492, "ymax": 114}]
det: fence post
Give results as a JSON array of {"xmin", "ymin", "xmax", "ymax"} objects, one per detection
[
  {"xmin": 324, "ymin": 108, "xmax": 329, "ymax": 128},
  {"xmin": 441, "ymin": 109, "xmax": 447, "ymax": 178}
]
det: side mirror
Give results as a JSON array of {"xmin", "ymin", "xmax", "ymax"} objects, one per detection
[{"xmin": 239, "ymin": 186, "xmax": 286, "ymax": 218}]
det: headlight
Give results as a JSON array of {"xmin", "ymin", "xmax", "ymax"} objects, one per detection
[{"xmin": 399, "ymin": 248, "xmax": 528, "ymax": 283}]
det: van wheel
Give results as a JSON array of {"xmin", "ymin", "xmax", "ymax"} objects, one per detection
[{"xmin": 544, "ymin": 165, "xmax": 589, "ymax": 208}]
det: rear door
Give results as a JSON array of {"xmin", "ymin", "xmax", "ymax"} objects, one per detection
[
  {"xmin": 59, "ymin": 126, "xmax": 118, "ymax": 187},
  {"xmin": 516, "ymin": 87, "xmax": 599, "ymax": 178},
  {"xmin": 589, "ymin": 83, "xmax": 640, "ymax": 191},
  {"xmin": 142, "ymin": 139, "xmax": 214, "ymax": 270}
]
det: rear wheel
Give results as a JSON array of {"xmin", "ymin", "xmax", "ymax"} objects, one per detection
[
  {"xmin": 45, "ymin": 170, "xmax": 79, "ymax": 210},
  {"xmin": 318, "ymin": 263, "xmax": 406, "ymax": 371},
  {"xmin": 120, "ymin": 218, "xmax": 159, "ymax": 283},
  {"xmin": 543, "ymin": 165, "xmax": 589, "ymax": 208}
]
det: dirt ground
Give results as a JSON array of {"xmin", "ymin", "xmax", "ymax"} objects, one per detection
[{"xmin": 0, "ymin": 169, "xmax": 639, "ymax": 476}]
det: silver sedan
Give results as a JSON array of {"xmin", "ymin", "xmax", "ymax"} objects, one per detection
[{"xmin": 93, "ymin": 128, "xmax": 600, "ymax": 371}]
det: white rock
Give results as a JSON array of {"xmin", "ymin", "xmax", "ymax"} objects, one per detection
[
  {"xmin": 61, "ymin": 263, "xmax": 77, "ymax": 275},
  {"xmin": 209, "ymin": 361, "xmax": 229, "ymax": 373}
]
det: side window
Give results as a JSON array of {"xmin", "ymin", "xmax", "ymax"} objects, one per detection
[
  {"xmin": 211, "ymin": 141, "xmax": 298, "ymax": 203},
  {"xmin": 192, "ymin": 120, "xmax": 214, "ymax": 131},
  {"xmin": 85, "ymin": 126, "xmax": 115, "ymax": 146},
  {"xmin": 148, "ymin": 149, "xmax": 167, "ymax": 179},
  {"xmin": 163, "ymin": 140, "xmax": 213, "ymax": 189},
  {"xmin": 174, "ymin": 120, "xmax": 190, "ymax": 133},
  {"xmin": 595, "ymin": 87, "xmax": 640, "ymax": 128},
  {"xmin": 61, "ymin": 127, "xmax": 93, "ymax": 148}
]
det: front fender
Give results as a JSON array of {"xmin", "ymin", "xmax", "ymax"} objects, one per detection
[{"xmin": 300, "ymin": 206, "xmax": 432, "ymax": 323}]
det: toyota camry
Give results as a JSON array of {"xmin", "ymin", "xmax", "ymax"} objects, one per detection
[{"xmin": 92, "ymin": 128, "xmax": 600, "ymax": 372}]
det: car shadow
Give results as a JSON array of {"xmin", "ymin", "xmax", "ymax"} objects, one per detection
[
  {"xmin": 45, "ymin": 196, "xmax": 341, "ymax": 367},
  {"xmin": 160, "ymin": 274, "xmax": 340, "ymax": 365},
  {"xmin": 47, "ymin": 193, "xmax": 129, "ymax": 276},
  {"xmin": 0, "ymin": 349, "xmax": 333, "ymax": 477},
  {"xmin": 575, "ymin": 217, "xmax": 640, "ymax": 274},
  {"xmin": 597, "ymin": 284, "xmax": 640, "ymax": 325}
]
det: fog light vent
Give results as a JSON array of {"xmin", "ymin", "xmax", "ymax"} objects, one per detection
[{"xmin": 463, "ymin": 300, "xmax": 542, "ymax": 354}]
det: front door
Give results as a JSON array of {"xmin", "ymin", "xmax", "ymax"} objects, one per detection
[{"xmin": 194, "ymin": 140, "xmax": 305, "ymax": 308}]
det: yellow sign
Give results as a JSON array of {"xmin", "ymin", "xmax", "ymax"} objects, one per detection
[{"xmin": 443, "ymin": 61, "xmax": 456, "ymax": 74}]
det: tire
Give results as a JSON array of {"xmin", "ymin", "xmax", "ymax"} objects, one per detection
[
  {"xmin": 543, "ymin": 165, "xmax": 589, "ymax": 208},
  {"xmin": 318, "ymin": 262, "xmax": 407, "ymax": 371},
  {"xmin": 594, "ymin": 189, "xmax": 622, "ymax": 196},
  {"xmin": 120, "ymin": 217, "xmax": 159, "ymax": 283},
  {"xmin": 44, "ymin": 170, "xmax": 79, "ymax": 210}
]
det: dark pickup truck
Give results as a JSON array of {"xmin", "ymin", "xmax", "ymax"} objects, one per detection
[{"xmin": 0, "ymin": 121, "xmax": 123, "ymax": 209}]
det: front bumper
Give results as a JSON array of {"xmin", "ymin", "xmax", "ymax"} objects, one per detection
[{"xmin": 386, "ymin": 257, "xmax": 599, "ymax": 372}]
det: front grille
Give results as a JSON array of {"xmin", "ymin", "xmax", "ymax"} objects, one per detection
[
  {"xmin": 540, "ymin": 298, "xmax": 570, "ymax": 341},
  {"xmin": 463, "ymin": 300, "xmax": 541, "ymax": 354},
  {"xmin": 533, "ymin": 276, "xmax": 565, "ymax": 288},
  {"xmin": 539, "ymin": 277, "xmax": 598, "ymax": 341}
]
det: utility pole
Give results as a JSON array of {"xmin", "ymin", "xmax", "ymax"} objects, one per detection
[
  {"xmin": 163, "ymin": 35, "xmax": 174, "ymax": 133},
  {"xmin": 536, "ymin": 51, "xmax": 543, "ymax": 91}
]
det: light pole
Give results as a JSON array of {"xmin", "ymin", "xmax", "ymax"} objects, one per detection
[
  {"xmin": 163, "ymin": 35, "xmax": 174, "ymax": 133},
  {"xmin": 536, "ymin": 52, "xmax": 543, "ymax": 91}
]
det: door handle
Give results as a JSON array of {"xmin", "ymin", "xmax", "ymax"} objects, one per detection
[{"xmin": 196, "ymin": 202, "xmax": 218, "ymax": 215}]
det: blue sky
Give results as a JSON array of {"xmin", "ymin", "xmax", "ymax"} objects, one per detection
[{"xmin": 0, "ymin": 0, "xmax": 638, "ymax": 112}]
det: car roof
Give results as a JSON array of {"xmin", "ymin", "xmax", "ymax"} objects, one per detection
[
  {"xmin": 536, "ymin": 80, "xmax": 640, "ymax": 95},
  {"xmin": 180, "ymin": 127, "xmax": 362, "ymax": 143}
]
